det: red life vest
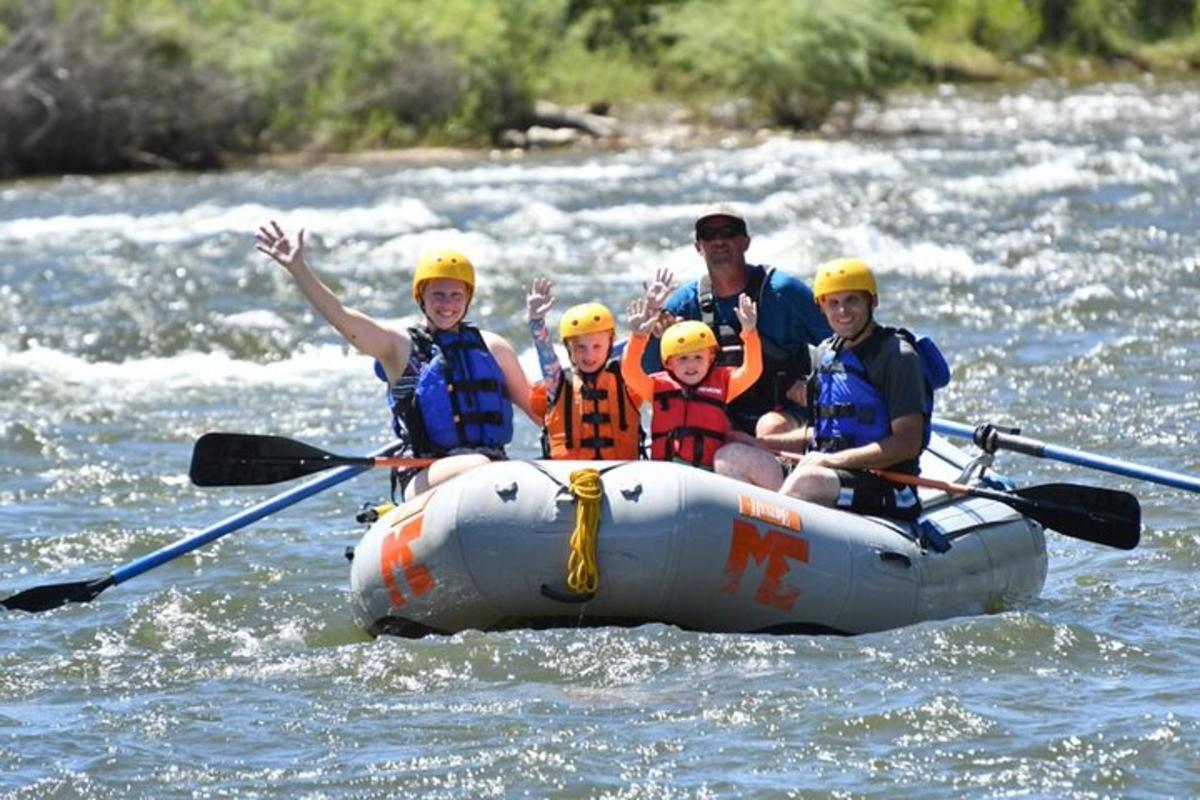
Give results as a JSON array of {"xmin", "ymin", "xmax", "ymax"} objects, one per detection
[
  {"xmin": 649, "ymin": 367, "xmax": 733, "ymax": 469},
  {"xmin": 533, "ymin": 361, "xmax": 643, "ymax": 460}
]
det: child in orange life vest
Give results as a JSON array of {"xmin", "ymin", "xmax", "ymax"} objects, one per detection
[
  {"xmin": 621, "ymin": 290, "xmax": 761, "ymax": 470},
  {"xmin": 525, "ymin": 276, "xmax": 649, "ymax": 459}
]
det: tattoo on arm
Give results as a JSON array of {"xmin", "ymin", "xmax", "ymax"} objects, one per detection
[{"xmin": 530, "ymin": 318, "xmax": 563, "ymax": 404}]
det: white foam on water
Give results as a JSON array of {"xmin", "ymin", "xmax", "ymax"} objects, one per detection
[
  {"xmin": 1062, "ymin": 284, "xmax": 1119, "ymax": 308},
  {"xmin": 0, "ymin": 198, "xmax": 443, "ymax": 245},
  {"xmin": 743, "ymin": 136, "xmax": 908, "ymax": 180},
  {"xmin": 854, "ymin": 81, "xmax": 1200, "ymax": 137},
  {"xmin": 575, "ymin": 201, "xmax": 697, "ymax": 230},
  {"xmin": 403, "ymin": 159, "xmax": 654, "ymax": 189},
  {"xmin": 331, "ymin": 228, "xmax": 500, "ymax": 276},
  {"xmin": 217, "ymin": 309, "xmax": 291, "ymax": 331},
  {"xmin": 794, "ymin": 222, "xmax": 1002, "ymax": 281},
  {"xmin": 494, "ymin": 202, "xmax": 576, "ymax": 234},
  {"xmin": 0, "ymin": 342, "xmax": 372, "ymax": 398}
]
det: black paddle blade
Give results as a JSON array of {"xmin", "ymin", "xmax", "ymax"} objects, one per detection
[
  {"xmin": 190, "ymin": 432, "xmax": 358, "ymax": 486},
  {"xmin": 1, "ymin": 577, "xmax": 114, "ymax": 613},
  {"xmin": 1012, "ymin": 483, "xmax": 1141, "ymax": 550}
]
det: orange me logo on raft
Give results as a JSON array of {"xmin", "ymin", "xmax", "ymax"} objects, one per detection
[
  {"xmin": 723, "ymin": 496, "xmax": 809, "ymax": 610},
  {"xmin": 379, "ymin": 495, "xmax": 436, "ymax": 609}
]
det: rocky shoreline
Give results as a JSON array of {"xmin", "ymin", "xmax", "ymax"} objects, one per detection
[{"xmin": 238, "ymin": 99, "xmax": 764, "ymax": 170}]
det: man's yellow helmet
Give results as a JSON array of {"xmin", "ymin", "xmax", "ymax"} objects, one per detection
[
  {"xmin": 813, "ymin": 258, "xmax": 877, "ymax": 302},
  {"xmin": 660, "ymin": 320, "xmax": 718, "ymax": 361},
  {"xmin": 411, "ymin": 250, "xmax": 475, "ymax": 303},
  {"xmin": 559, "ymin": 302, "xmax": 616, "ymax": 341}
]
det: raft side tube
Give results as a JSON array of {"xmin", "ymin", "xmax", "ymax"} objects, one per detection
[{"xmin": 349, "ymin": 449, "xmax": 1049, "ymax": 637}]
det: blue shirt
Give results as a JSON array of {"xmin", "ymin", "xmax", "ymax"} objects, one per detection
[
  {"xmin": 641, "ymin": 263, "xmax": 831, "ymax": 428},
  {"xmin": 643, "ymin": 264, "xmax": 829, "ymax": 368}
]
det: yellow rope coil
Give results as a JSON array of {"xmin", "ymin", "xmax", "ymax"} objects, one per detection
[{"xmin": 565, "ymin": 467, "xmax": 603, "ymax": 595}]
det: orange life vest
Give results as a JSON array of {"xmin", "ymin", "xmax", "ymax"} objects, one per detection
[
  {"xmin": 649, "ymin": 367, "xmax": 732, "ymax": 469},
  {"xmin": 532, "ymin": 361, "xmax": 643, "ymax": 460}
]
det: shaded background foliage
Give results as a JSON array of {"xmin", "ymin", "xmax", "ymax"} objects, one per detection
[{"xmin": 1, "ymin": 0, "xmax": 1198, "ymax": 177}]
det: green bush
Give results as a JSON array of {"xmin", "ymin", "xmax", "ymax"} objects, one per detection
[
  {"xmin": 1137, "ymin": 0, "xmax": 1196, "ymax": 38},
  {"xmin": 974, "ymin": 0, "xmax": 1041, "ymax": 57},
  {"xmin": 1, "ymin": 0, "xmax": 1199, "ymax": 177},
  {"xmin": 661, "ymin": 0, "xmax": 922, "ymax": 127},
  {"xmin": 0, "ymin": 0, "xmax": 257, "ymax": 177}
]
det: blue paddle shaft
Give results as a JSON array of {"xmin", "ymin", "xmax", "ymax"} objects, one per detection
[
  {"xmin": 111, "ymin": 440, "xmax": 403, "ymax": 586},
  {"xmin": 932, "ymin": 418, "xmax": 1200, "ymax": 494}
]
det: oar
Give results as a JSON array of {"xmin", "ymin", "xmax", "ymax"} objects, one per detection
[
  {"xmin": 933, "ymin": 417, "xmax": 1200, "ymax": 494},
  {"xmin": 873, "ymin": 469, "xmax": 1140, "ymax": 551},
  {"xmin": 773, "ymin": 448, "xmax": 1140, "ymax": 550},
  {"xmin": 2, "ymin": 439, "xmax": 405, "ymax": 614},
  {"xmin": 189, "ymin": 432, "xmax": 434, "ymax": 486}
]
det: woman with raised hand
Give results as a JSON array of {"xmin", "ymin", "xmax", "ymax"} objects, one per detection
[{"xmin": 255, "ymin": 221, "xmax": 534, "ymax": 498}]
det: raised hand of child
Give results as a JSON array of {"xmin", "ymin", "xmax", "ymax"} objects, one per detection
[
  {"xmin": 626, "ymin": 297, "xmax": 659, "ymax": 336},
  {"xmin": 735, "ymin": 294, "xmax": 757, "ymax": 332},
  {"xmin": 651, "ymin": 310, "xmax": 677, "ymax": 338},
  {"xmin": 526, "ymin": 277, "xmax": 555, "ymax": 322},
  {"xmin": 643, "ymin": 267, "xmax": 675, "ymax": 311}
]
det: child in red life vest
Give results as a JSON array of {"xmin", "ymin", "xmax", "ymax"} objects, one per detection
[
  {"xmin": 621, "ymin": 289, "xmax": 761, "ymax": 470},
  {"xmin": 526, "ymin": 276, "xmax": 648, "ymax": 459}
]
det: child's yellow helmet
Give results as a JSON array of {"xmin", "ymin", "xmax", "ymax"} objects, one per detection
[
  {"xmin": 660, "ymin": 320, "xmax": 717, "ymax": 360},
  {"xmin": 559, "ymin": 303, "xmax": 616, "ymax": 341}
]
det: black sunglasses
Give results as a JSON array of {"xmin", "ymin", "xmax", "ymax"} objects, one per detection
[{"xmin": 696, "ymin": 223, "xmax": 746, "ymax": 241}]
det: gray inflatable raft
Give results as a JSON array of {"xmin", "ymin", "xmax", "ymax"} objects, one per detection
[{"xmin": 348, "ymin": 437, "xmax": 1047, "ymax": 637}]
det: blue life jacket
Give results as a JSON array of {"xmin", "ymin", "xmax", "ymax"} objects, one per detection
[
  {"xmin": 812, "ymin": 343, "xmax": 892, "ymax": 454},
  {"xmin": 374, "ymin": 324, "xmax": 513, "ymax": 456},
  {"xmin": 811, "ymin": 327, "xmax": 948, "ymax": 468}
]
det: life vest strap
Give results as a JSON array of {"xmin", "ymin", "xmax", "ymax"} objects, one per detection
[
  {"xmin": 813, "ymin": 403, "xmax": 855, "ymax": 419},
  {"xmin": 578, "ymin": 385, "xmax": 609, "ymax": 401},
  {"xmin": 454, "ymin": 411, "xmax": 506, "ymax": 426},
  {"xmin": 815, "ymin": 434, "xmax": 853, "ymax": 452},
  {"xmin": 651, "ymin": 426, "xmax": 727, "ymax": 442},
  {"xmin": 447, "ymin": 378, "xmax": 501, "ymax": 393},
  {"xmin": 438, "ymin": 337, "xmax": 489, "ymax": 354},
  {"xmin": 654, "ymin": 388, "xmax": 727, "ymax": 410}
]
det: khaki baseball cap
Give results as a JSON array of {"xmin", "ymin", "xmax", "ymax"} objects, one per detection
[{"xmin": 694, "ymin": 203, "xmax": 748, "ymax": 235}]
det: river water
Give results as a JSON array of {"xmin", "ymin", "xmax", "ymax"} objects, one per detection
[{"xmin": 2, "ymin": 80, "xmax": 1198, "ymax": 797}]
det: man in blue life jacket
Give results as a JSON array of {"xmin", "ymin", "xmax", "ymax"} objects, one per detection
[
  {"xmin": 255, "ymin": 221, "xmax": 535, "ymax": 498},
  {"xmin": 640, "ymin": 203, "xmax": 831, "ymax": 437},
  {"xmin": 774, "ymin": 258, "xmax": 930, "ymax": 521}
]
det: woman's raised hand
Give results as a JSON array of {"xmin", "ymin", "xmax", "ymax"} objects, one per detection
[{"xmin": 255, "ymin": 221, "xmax": 306, "ymax": 271}]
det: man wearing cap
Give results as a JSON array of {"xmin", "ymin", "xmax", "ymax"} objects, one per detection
[{"xmin": 641, "ymin": 203, "xmax": 830, "ymax": 438}]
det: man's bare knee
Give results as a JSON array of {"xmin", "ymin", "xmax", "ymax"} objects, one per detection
[
  {"xmin": 756, "ymin": 411, "xmax": 797, "ymax": 437},
  {"xmin": 715, "ymin": 443, "xmax": 783, "ymax": 490}
]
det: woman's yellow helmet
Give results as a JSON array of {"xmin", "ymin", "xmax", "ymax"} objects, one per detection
[
  {"xmin": 660, "ymin": 320, "xmax": 718, "ymax": 361},
  {"xmin": 812, "ymin": 258, "xmax": 877, "ymax": 302},
  {"xmin": 559, "ymin": 302, "xmax": 616, "ymax": 341},
  {"xmin": 411, "ymin": 250, "xmax": 475, "ymax": 303}
]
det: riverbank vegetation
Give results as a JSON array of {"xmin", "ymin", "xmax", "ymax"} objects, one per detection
[{"xmin": 2, "ymin": 0, "xmax": 1199, "ymax": 177}]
